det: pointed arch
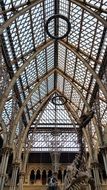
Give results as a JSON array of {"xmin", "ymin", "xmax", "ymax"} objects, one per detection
[
  {"xmin": 59, "ymin": 40, "xmax": 107, "ymax": 100},
  {"xmin": 17, "ymin": 90, "xmax": 56, "ymax": 159},
  {"xmin": 14, "ymin": 90, "xmax": 94, "ymax": 161},
  {"xmin": 16, "ymin": 90, "xmax": 81, "ymax": 159},
  {"xmin": 9, "ymin": 69, "xmax": 55, "ymax": 145},
  {"xmin": 7, "ymin": 67, "xmax": 91, "ymax": 147},
  {"xmin": 0, "ymin": 39, "xmax": 53, "ymax": 115},
  {"xmin": 56, "ymin": 68, "xmax": 90, "ymax": 108}
]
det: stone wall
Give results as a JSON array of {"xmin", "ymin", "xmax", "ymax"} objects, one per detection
[
  {"xmin": 3, "ymin": 184, "xmax": 107, "ymax": 190},
  {"xmin": 24, "ymin": 163, "xmax": 68, "ymax": 184},
  {"xmin": 4, "ymin": 163, "xmax": 107, "ymax": 190}
]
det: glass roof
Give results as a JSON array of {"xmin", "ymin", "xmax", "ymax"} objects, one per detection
[
  {"xmin": 28, "ymin": 95, "xmax": 80, "ymax": 152},
  {"xmin": 0, "ymin": 0, "xmax": 107, "ymax": 153}
]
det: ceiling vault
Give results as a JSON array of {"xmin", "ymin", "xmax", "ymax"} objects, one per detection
[
  {"xmin": 0, "ymin": 40, "xmax": 53, "ymax": 114},
  {"xmin": 59, "ymin": 40, "xmax": 107, "ymax": 100},
  {"xmin": 0, "ymin": 0, "xmax": 107, "ymax": 36}
]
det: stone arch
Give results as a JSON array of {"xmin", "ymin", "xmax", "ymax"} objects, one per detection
[
  {"xmin": 48, "ymin": 169, "xmax": 52, "ymax": 184},
  {"xmin": 28, "ymin": 167, "xmax": 36, "ymax": 176},
  {"xmin": 36, "ymin": 169, "xmax": 41, "ymax": 184},
  {"xmin": 42, "ymin": 170, "xmax": 47, "ymax": 185},
  {"xmin": 30, "ymin": 169, "xmax": 36, "ymax": 184}
]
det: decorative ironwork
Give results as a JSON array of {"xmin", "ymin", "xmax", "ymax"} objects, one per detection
[
  {"xmin": 52, "ymin": 95, "xmax": 67, "ymax": 105},
  {"xmin": 45, "ymin": 14, "xmax": 71, "ymax": 40}
]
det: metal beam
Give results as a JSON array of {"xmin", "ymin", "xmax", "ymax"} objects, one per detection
[
  {"xmin": 0, "ymin": 0, "xmax": 107, "ymax": 36},
  {"xmin": 32, "ymin": 123, "xmax": 78, "ymax": 125},
  {"xmin": 59, "ymin": 40, "xmax": 107, "ymax": 101},
  {"xmin": 64, "ymin": 99, "xmax": 93, "ymax": 157},
  {"xmin": 56, "ymin": 89, "xmax": 82, "ymax": 119},
  {"xmin": 1, "ymin": 0, "xmax": 30, "ymax": 123},
  {"xmin": 24, "ymin": 91, "xmax": 92, "ymax": 157},
  {"xmin": 2, "ymin": 34, "xmax": 28, "ymax": 126},
  {"xmin": 83, "ymin": 1, "xmax": 107, "ymax": 14},
  {"xmin": 9, "ymin": 69, "xmax": 55, "ymax": 145},
  {"xmin": 1, "ymin": 65, "xmax": 89, "ymax": 143},
  {"xmin": 90, "ymin": 47, "xmax": 107, "ymax": 107},
  {"xmin": 0, "ymin": 0, "xmax": 43, "ymax": 34},
  {"xmin": 82, "ymin": 26, "xmax": 107, "ymax": 112},
  {"xmin": 28, "ymin": 2, "xmax": 42, "ymax": 105},
  {"xmin": 56, "ymin": 68, "xmax": 90, "ymax": 109},
  {"xmin": 54, "ymin": 0, "xmax": 59, "ymax": 89},
  {"xmin": 11, "ymin": 66, "xmax": 89, "ymax": 143},
  {"xmin": 1, "ymin": 60, "xmax": 91, "ymax": 123},
  {"xmin": 30, "ymin": 147, "xmax": 79, "ymax": 149},
  {"xmin": 57, "ymin": 91, "xmax": 93, "ymax": 156},
  {"xmin": 1, "ymin": 0, "xmax": 107, "ymax": 15},
  {"xmin": 9, "ymin": 38, "xmax": 102, "ymax": 70},
  {"xmin": 17, "ymin": 89, "xmax": 92, "ymax": 157},
  {"xmin": 62, "ymin": 39, "xmax": 102, "ymax": 65},
  {"xmin": 10, "ymin": 48, "xmax": 35, "ymax": 65},
  {"xmin": 0, "ymin": 39, "xmax": 53, "ymax": 114},
  {"xmin": 22, "ymin": 89, "xmax": 92, "ymax": 156},
  {"xmin": 56, "ymin": 84, "xmax": 102, "ymax": 156},
  {"xmin": 17, "ymin": 90, "xmax": 56, "ymax": 158},
  {"xmin": 16, "ymin": 97, "xmax": 49, "ymax": 160},
  {"xmin": 69, "ymin": 0, "xmax": 107, "ymax": 28},
  {"xmin": 29, "ymin": 127, "xmax": 79, "ymax": 133}
]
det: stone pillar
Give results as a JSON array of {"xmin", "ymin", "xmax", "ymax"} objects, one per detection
[
  {"xmin": 19, "ymin": 149, "xmax": 29, "ymax": 185},
  {"xmin": 62, "ymin": 171, "xmax": 64, "ymax": 184},
  {"xmin": 46, "ymin": 172, "xmax": 48, "ymax": 185},
  {"xmin": 51, "ymin": 152, "xmax": 60, "ymax": 173},
  {"xmin": 91, "ymin": 162, "xmax": 102, "ymax": 190},
  {"xmin": 100, "ymin": 146, "xmax": 107, "ymax": 177},
  {"xmin": 9, "ymin": 162, "xmax": 20, "ymax": 190},
  {"xmin": 18, "ymin": 172, "xmax": 25, "ymax": 190},
  {"xmin": 28, "ymin": 173, "xmax": 30, "ymax": 184},
  {"xmin": 0, "ymin": 147, "xmax": 12, "ymax": 190},
  {"xmin": 102, "ymin": 124, "xmax": 107, "ymax": 176},
  {"xmin": 22, "ymin": 150, "xmax": 29, "ymax": 173}
]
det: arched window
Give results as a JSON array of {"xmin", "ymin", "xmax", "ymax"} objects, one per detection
[
  {"xmin": 36, "ymin": 169, "xmax": 41, "ymax": 180},
  {"xmin": 30, "ymin": 170, "xmax": 35, "ymax": 184},
  {"xmin": 42, "ymin": 170, "xmax": 46, "ymax": 184},
  {"xmin": 48, "ymin": 170, "xmax": 52, "ymax": 183}
]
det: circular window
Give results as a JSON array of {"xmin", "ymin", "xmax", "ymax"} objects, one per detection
[
  {"xmin": 52, "ymin": 95, "xmax": 67, "ymax": 105},
  {"xmin": 45, "ymin": 14, "xmax": 71, "ymax": 40}
]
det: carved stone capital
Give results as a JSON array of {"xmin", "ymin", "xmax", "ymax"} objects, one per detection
[
  {"xmin": 2, "ymin": 146, "xmax": 12, "ymax": 154},
  {"xmin": 0, "ymin": 173, "xmax": 6, "ymax": 177},
  {"xmin": 91, "ymin": 162, "xmax": 99, "ymax": 168},
  {"xmin": 19, "ymin": 171, "xmax": 25, "ymax": 177},
  {"xmin": 12, "ymin": 162, "xmax": 20, "ymax": 168}
]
